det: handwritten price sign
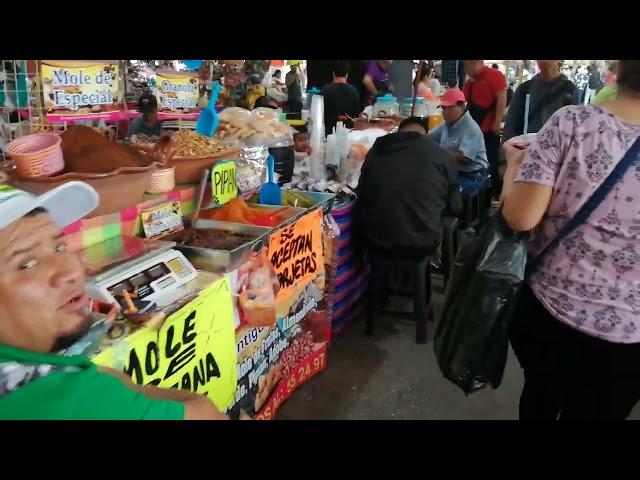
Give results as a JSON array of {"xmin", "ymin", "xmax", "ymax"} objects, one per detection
[{"xmin": 268, "ymin": 209, "xmax": 324, "ymax": 299}]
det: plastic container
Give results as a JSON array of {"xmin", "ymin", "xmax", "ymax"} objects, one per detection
[
  {"xmin": 306, "ymin": 86, "xmax": 321, "ymax": 110},
  {"xmin": 425, "ymin": 99, "xmax": 444, "ymax": 131},
  {"xmin": 147, "ymin": 166, "xmax": 176, "ymax": 194},
  {"xmin": 425, "ymin": 99, "xmax": 441, "ymax": 117},
  {"xmin": 8, "ymin": 133, "xmax": 64, "ymax": 178},
  {"xmin": 400, "ymin": 97, "xmax": 427, "ymax": 118},
  {"xmin": 269, "ymin": 145, "xmax": 295, "ymax": 185},
  {"xmin": 239, "ymin": 289, "xmax": 276, "ymax": 327},
  {"xmin": 372, "ymin": 94, "xmax": 399, "ymax": 119}
]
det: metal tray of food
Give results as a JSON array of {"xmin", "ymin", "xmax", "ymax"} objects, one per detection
[
  {"xmin": 248, "ymin": 191, "xmax": 336, "ymax": 214},
  {"xmin": 245, "ymin": 203, "xmax": 309, "ymax": 229},
  {"xmin": 173, "ymin": 220, "xmax": 272, "ymax": 271}
]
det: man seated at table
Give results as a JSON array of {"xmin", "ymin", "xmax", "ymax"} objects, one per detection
[
  {"xmin": 0, "ymin": 183, "xmax": 228, "ymax": 420},
  {"xmin": 429, "ymin": 88, "xmax": 489, "ymax": 195},
  {"xmin": 356, "ymin": 117, "xmax": 461, "ymax": 261}
]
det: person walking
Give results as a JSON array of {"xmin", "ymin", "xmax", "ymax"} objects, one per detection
[
  {"xmin": 462, "ymin": 60, "xmax": 507, "ymax": 199},
  {"xmin": 502, "ymin": 60, "xmax": 579, "ymax": 142},
  {"xmin": 584, "ymin": 64, "xmax": 602, "ymax": 104},
  {"xmin": 501, "ymin": 60, "xmax": 640, "ymax": 420},
  {"xmin": 574, "ymin": 65, "xmax": 589, "ymax": 103}
]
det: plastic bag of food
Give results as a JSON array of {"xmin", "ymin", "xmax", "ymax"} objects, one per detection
[
  {"xmin": 323, "ymin": 211, "xmax": 341, "ymax": 239},
  {"xmin": 237, "ymin": 146, "xmax": 268, "ymax": 195},
  {"xmin": 219, "ymin": 107, "xmax": 253, "ymax": 124},
  {"xmin": 252, "ymin": 107, "xmax": 280, "ymax": 122},
  {"xmin": 217, "ymin": 106, "xmax": 293, "ymax": 147},
  {"xmin": 340, "ymin": 143, "xmax": 369, "ymax": 186},
  {"xmin": 236, "ymin": 247, "xmax": 280, "ymax": 328},
  {"xmin": 433, "ymin": 213, "xmax": 528, "ymax": 395}
]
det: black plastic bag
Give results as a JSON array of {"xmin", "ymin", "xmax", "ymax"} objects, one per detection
[{"xmin": 434, "ymin": 214, "xmax": 528, "ymax": 394}]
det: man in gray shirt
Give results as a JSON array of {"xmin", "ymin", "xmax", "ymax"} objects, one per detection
[
  {"xmin": 502, "ymin": 60, "xmax": 579, "ymax": 143},
  {"xmin": 429, "ymin": 88, "xmax": 488, "ymax": 194}
]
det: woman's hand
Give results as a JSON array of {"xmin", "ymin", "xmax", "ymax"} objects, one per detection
[{"xmin": 499, "ymin": 142, "xmax": 527, "ymax": 205}]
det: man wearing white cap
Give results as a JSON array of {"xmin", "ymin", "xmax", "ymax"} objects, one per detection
[
  {"xmin": 429, "ymin": 88, "xmax": 489, "ymax": 194},
  {"xmin": 0, "ymin": 182, "xmax": 228, "ymax": 420}
]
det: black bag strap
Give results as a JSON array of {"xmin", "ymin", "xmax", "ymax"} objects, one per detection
[{"xmin": 526, "ymin": 135, "xmax": 640, "ymax": 277}]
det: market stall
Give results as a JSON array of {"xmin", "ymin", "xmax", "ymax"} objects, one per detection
[{"xmin": 0, "ymin": 58, "xmax": 448, "ymax": 419}]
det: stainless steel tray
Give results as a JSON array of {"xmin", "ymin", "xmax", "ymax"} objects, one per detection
[
  {"xmin": 174, "ymin": 220, "xmax": 271, "ymax": 271},
  {"xmin": 245, "ymin": 203, "xmax": 308, "ymax": 229},
  {"xmin": 248, "ymin": 191, "xmax": 336, "ymax": 214}
]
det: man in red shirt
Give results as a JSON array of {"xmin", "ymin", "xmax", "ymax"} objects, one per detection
[{"xmin": 462, "ymin": 60, "xmax": 507, "ymax": 198}]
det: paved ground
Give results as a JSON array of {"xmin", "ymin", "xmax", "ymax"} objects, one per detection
[{"xmin": 277, "ymin": 276, "xmax": 640, "ymax": 420}]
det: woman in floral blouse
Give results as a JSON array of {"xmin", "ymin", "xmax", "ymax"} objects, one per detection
[{"xmin": 501, "ymin": 60, "xmax": 640, "ymax": 419}]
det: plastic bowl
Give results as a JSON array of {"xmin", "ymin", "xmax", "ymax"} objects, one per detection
[{"xmin": 8, "ymin": 133, "xmax": 64, "ymax": 178}]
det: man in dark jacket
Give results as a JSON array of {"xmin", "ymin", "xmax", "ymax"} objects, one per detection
[
  {"xmin": 356, "ymin": 118, "xmax": 461, "ymax": 260},
  {"xmin": 502, "ymin": 60, "xmax": 579, "ymax": 143}
]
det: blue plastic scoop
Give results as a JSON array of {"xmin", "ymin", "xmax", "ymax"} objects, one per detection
[
  {"xmin": 196, "ymin": 82, "xmax": 221, "ymax": 138},
  {"xmin": 259, "ymin": 155, "xmax": 282, "ymax": 206}
]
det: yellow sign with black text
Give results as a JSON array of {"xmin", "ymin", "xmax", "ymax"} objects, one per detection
[
  {"xmin": 92, "ymin": 277, "xmax": 237, "ymax": 410},
  {"xmin": 41, "ymin": 61, "xmax": 122, "ymax": 113},
  {"xmin": 211, "ymin": 160, "xmax": 237, "ymax": 206}
]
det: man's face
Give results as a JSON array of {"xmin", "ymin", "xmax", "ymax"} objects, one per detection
[
  {"xmin": 464, "ymin": 60, "xmax": 484, "ymax": 78},
  {"xmin": 0, "ymin": 213, "xmax": 90, "ymax": 353},
  {"xmin": 442, "ymin": 103, "xmax": 465, "ymax": 125},
  {"xmin": 537, "ymin": 60, "xmax": 561, "ymax": 73},
  {"xmin": 145, "ymin": 109, "xmax": 158, "ymax": 125}
]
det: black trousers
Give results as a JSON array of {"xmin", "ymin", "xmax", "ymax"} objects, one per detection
[
  {"xmin": 509, "ymin": 286, "xmax": 640, "ymax": 420},
  {"xmin": 483, "ymin": 131, "xmax": 501, "ymax": 199}
]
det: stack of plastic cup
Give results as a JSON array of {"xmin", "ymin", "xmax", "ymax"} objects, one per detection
[{"xmin": 308, "ymin": 94, "xmax": 325, "ymax": 180}]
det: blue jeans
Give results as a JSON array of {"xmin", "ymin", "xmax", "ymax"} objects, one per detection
[{"xmin": 458, "ymin": 170, "xmax": 488, "ymax": 195}]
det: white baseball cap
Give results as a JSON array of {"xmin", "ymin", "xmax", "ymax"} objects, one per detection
[{"xmin": 0, "ymin": 181, "xmax": 99, "ymax": 230}]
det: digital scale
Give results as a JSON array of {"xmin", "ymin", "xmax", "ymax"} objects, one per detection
[{"xmin": 83, "ymin": 236, "xmax": 198, "ymax": 311}]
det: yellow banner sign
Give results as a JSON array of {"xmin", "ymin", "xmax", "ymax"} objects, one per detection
[
  {"xmin": 211, "ymin": 160, "xmax": 237, "ymax": 206},
  {"xmin": 41, "ymin": 60, "xmax": 122, "ymax": 114},
  {"xmin": 92, "ymin": 277, "xmax": 237, "ymax": 411},
  {"xmin": 268, "ymin": 209, "xmax": 324, "ymax": 299},
  {"xmin": 155, "ymin": 70, "xmax": 199, "ymax": 111}
]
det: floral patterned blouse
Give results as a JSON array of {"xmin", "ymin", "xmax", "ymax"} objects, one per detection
[{"xmin": 515, "ymin": 104, "xmax": 640, "ymax": 343}]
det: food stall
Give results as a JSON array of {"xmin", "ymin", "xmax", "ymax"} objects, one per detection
[
  {"xmin": 1, "ymin": 59, "xmax": 337, "ymax": 419},
  {"xmin": 1, "ymin": 57, "xmax": 447, "ymax": 419}
]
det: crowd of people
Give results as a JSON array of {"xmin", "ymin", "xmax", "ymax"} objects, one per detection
[
  {"xmin": 355, "ymin": 59, "xmax": 640, "ymax": 420},
  {"xmin": 1, "ymin": 58, "xmax": 637, "ymax": 421}
]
